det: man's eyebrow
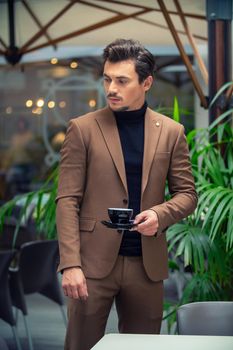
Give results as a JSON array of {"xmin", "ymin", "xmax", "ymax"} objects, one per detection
[
  {"xmin": 116, "ymin": 76, "xmax": 129, "ymax": 80},
  {"xmin": 103, "ymin": 73, "xmax": 129, "ymax": 79}
]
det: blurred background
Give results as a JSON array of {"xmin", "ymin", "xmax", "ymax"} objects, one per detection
[
  {"xmin": 0, "ymin": 0, "xmax": 212, "ymax": 200},
  {"xmin": 0, "ymin": 2, "xmax": 232, "ymax": 349}
]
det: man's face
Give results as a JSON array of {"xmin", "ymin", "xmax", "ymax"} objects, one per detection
[{"xmin": 103, "ymin": 59, "xmax": 153, "ymax": 112}]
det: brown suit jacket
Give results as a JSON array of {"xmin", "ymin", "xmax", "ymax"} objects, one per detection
[{"xmin": 56, "ymin": 106, "xmax": 197, "ymax": 281}]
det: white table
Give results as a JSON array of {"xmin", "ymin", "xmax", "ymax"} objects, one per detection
[{"xmin": 91, "ymin": 333, "xmax": 233, "ymax": 350}]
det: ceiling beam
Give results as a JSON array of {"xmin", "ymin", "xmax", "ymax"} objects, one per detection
[
  {"xmin": 0, "ymin": 37, "xmax": 7, "ymax": 50},
  {"xmin": 134, "ymin": 17, "xmax": 207, "ymax": 41},
  {"xmin": 174, "ymin": 0, "xmax": 208, "ymax": 85},
  {"xmin": 74, "ymin": 0, "xmax": 207, "ymax": 42},
  {"xmin": 157, "ymin": 0, "xmax": 208, "ymax": 108},
  {"xmin": 22, "ymin": 8, "xmax": 153, "ymax": 54},
  {"xmin": 78, "ymin": 0, "xmax": 122, "ymax": 14},
  {"xmin": 96, "ymin": 0, "xmax": 206, "ymax": 20},
  {"xmin": 21, "ymin": 0, "xmax": 56, "ymax": 50},
  {"xmin": 20, "ymin": 0, "xmax": 76, "ymax": 53},
  {"xmin": 93, "ymin": 0, "xmax": 207, "ymax": 42}
]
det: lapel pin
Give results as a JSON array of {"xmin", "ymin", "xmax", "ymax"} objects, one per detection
[{"xmin": 155, "ymin": 121, "xmax": 160, "ymax": 127}]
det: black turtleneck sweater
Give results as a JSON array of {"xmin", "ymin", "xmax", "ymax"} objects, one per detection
[{"xmin": 114, "ymin": 101, "xmax": 147, "ymax": 256}]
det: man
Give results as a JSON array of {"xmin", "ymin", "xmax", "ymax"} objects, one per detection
[{"xmin": 56, "ymin": 38, "xmax": 197, "ymax": 350}]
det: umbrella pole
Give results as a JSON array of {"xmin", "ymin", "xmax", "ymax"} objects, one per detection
[{"xmin": 207, "ymin": 0, "xmax": 232, "ymax": 125}]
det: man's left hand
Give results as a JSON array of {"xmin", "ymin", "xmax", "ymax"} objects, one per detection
[{"xmin": 131, "ymin": 209, "xmax": 159, "ymax": 236}]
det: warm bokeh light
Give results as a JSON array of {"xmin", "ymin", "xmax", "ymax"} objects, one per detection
[
  {"xmin": 32, "ymin": 107, "xmax": 42, "ymax": 115},
  {"xmin": 52, "ymin": 132, "xmax": 66, "ymax": 144},
  {"xmin": 36, "ymin": 99, "xmax": 44, "ymax": 107},
  {"xmin": 59, "ymin": 101, "xmax": 66, "ymax": 108},
  {"xmin": 70, "ymin": 61, "xmax": 78, "ymax": 69},
  {"xmin": 6, "ymin": 106, "xmax": 12, "ymax": 114},
  {"xmin": 89, "ymin": 99, "xmax": 96, "ymax": 108},
  {"xmin": 51, "ymin": 57, "xmax": 58, "ymax": 65},
  {"xmin": 26, "ymin": 99, "xmax": 33, "ymax": 107},
  {"xmin": 52, "ymin": 67, "xmax": 70, "ymax": 78},
  {"xmin": 48, "ymin": 101, "xmax": 55, "ymax": 109}
]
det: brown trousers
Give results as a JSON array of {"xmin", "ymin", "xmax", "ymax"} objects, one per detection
[{"xmin": 65, "ymin": 256, "xmax": 164, "ymax": 350}]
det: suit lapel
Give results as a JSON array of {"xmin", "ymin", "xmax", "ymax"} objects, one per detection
[
  {"xmin": 95, "ymin": 108, "xmax": 128, "ymax": 194},
  {"xmin": 142, "ymin": 108, "xmax": 163, "ymax": 195},
  {"xmin": 95, "ymin": 107, "xmax": 163, "ymax": 197}
]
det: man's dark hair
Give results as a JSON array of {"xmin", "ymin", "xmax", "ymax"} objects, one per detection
[{"xmin": 103, "ymin": 38, "xmax": 155, "ymax": 83}]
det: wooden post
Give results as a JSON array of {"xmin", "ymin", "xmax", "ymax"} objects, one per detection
[{"xmin": 207, "ymin": 0, "xmax": 232, "ymax": 124}]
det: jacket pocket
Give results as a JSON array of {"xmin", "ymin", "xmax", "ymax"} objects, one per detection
[{"xmin": 79, "ymin": 218, "xmax": 96, "ymax": 232}]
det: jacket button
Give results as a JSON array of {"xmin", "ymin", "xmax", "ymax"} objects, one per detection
[
  {"xmin": 117, "ymin": 229, "xmax": 123, "ymax": 234},
  {"xmin": 123, "ymin": 199, "xmax": 128, "ymax": 204}
]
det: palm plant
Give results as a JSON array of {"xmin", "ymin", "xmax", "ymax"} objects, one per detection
[
  {"xmin": 0, "ymin": 165, "xmax": 58, "ymax": 244},
  {"xmin": 167, "ymin": 82, "xmax": 233, "ymax": 309}
]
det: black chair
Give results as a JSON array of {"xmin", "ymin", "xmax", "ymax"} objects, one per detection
[
  {"xmin": 0, "ymin": 250, "xmax": 22, "ymax": 350},
  {"xmin": 0, "ymin": 204, "xmax": 36, "ymax": 250},
  {"xmin": 177, "ymin": 301, "xmax": 233, "ymax": 336},
  {"xmin": 9, "ymin": 240, "xmax": 66, "ymax": 350}
]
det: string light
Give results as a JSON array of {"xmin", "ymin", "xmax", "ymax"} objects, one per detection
[
  {"xmin": 48, "ymin": 101, "xmax": 55, "ymax": 109},
  {"xmin": 26, "ymin": 99, "xmax": 33, "ymax": 107},
  {"xmin": 32, "ymin": 107, "xmax": 42, "ymax": 115},
  {"xmin": 51, "ymin": 57, "xmax": 58, "ymax": 65},
  {"xmin": 70, "ymin": 61, "xmax": 78, "ymax": 69},
  {"xmin": 59, "ymin": 101, "xmax": 66, "ymax": 108},
  {"xmin": 89, "ymin": 99, "xmax": 96, "ymax": 108},
  {"xmin": 36, "ymin": 99, "xmax": 44, "ymax": 107},
  {"xmin": 52, "ymin": 132, "xmax": 66, "ymax": 144},
  {"xmin": 6, "ymin": 106, "xmax": 12, "ymax": 114}
]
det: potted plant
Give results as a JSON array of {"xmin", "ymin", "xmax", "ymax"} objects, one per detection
[
  {"xmin": 0, "ymin": 165, "xmax": 58, "ymax": 247},
  {"xmin": 164, "ymin": 82, "xmax": 233, "ymax": 333}
]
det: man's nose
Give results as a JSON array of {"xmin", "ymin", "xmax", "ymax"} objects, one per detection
[{"xmin": 108, "ymin": 81, "xmax": 118, "ymax": 93}]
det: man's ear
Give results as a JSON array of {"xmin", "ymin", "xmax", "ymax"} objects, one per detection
[{"xmin": 143, "ymin": 75, "xmax": 153, "ymax": 91}]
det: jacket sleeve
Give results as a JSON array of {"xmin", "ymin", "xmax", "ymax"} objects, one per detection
[
  {"xmin": 151, "ymin": 124, "xmax": 197, "ymax": 235},
  {"xmin": 56, "ymin": 119, "xmax": 86, "ymax": 272}
]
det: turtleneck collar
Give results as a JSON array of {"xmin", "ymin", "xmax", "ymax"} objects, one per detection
[{"xmin": 113, "ymin": 101, "xmax": 147, "ymax": 123}]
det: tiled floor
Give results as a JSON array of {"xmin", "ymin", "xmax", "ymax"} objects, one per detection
[
  {"xmin": 0, "ymin": 293, "xmax": 120, "ymax": 350},
  {"xmin": 0, "ymin": 294, "xmax": 66, "ymax": 350},
  {"xmin": 0, "ymin": 285, "xmax": 172, "ymax": 350}
]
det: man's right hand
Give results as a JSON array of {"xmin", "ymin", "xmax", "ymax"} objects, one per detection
[{"xmin": 62, "ymin": 267, "xmax": 88, "ymax": 300}]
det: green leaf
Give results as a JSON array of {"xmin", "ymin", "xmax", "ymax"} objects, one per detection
[
  {"xmin": 226, "ymin": 206, "xmax": 233, "ymax": 249},
  {"xmin": 209, "ymin": 81, "xmax": 233, "ymax": 107},
  {"xmin": 181, "ymin": 273, "xmax": 224, "ymax": 303},
  {"xmin": 168, "ymin": 260, "xmax": 180, "ymax": 271},
  {"xmin": 210, "ymin": 197, "xmax": 233, "ymax": 242},
  {"xmin": 173, "ymin": 96, "xmax": 180, "ymax": 122},
  {"xmin": 208, "ymin": 109, "xmax": 233, "ymax": 130},
  {"xmin": 202, "ymin": 189, "xmax": 231, "ymax": 228},
  {"xmin": 12, "ymin": 192, "xmax": 36, "ymax": 248},
  {"xmin": 196, "ymin": 187, "xmax": 219, "ymax": 220},
  {"xmin": 210, "ymin": 193, "xmax": 233, "ymax": 233}
]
